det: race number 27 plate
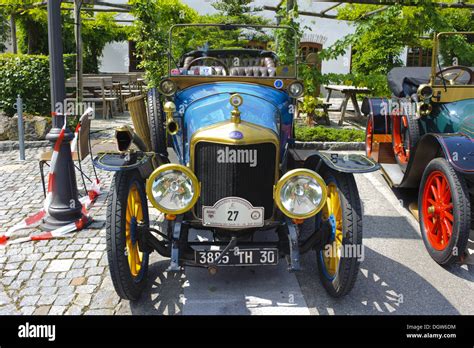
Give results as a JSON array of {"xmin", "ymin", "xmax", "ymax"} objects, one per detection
[{"xmin": 202, "ymin": 197, "xmax": 264, "ymax": 229}]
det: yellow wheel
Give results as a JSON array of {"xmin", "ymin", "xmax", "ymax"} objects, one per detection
[
  {"xmin": 320, "ymin": 183, "xmax": 343, "ymax": 279},
  {"xmin": 317, "ymin": 170, "xmax": 362, "ymax": 298},
  {"xmin": 125, "ymin": 183, "xmax": 145, "ymax": 277},
  {"xmin": 107, "ymin": 170, "xmax": 149, "ymax": 301}
]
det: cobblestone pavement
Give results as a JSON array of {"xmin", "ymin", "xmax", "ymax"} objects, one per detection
[{"xmin": 0, "ymin": 116, "xmax": 140, "ymax": 315}]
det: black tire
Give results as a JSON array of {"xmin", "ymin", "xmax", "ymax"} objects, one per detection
[
  {"xmin": 418, "ymin": 158, "xmax": 471, "ymax": 265},
  {"xmin": 392, "ymin": 111, "xmax": 420, "ymax": 170},
  {"xmin": 147, "ymin": 88, "xmax": 168, "ymax": 157},
  {"xmin": 106, "ymin": 170, "xmax": 150, "ymax": 301},
  {"xmin": 316, "ymin": 168, "xmax": 363, "ymax": 298}
]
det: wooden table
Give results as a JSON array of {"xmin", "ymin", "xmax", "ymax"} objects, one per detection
[{"xmin": 324, "ymin": 85, "xmax": 372, "ymax": 126}]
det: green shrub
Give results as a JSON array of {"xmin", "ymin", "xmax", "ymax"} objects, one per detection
[
  {"xmin": 295, "ymin": 125, "xmax": 365, "ymax": 142},
  {"xmin": 0, "ymin": 53, "xmax": 75, "ymax": 117}
]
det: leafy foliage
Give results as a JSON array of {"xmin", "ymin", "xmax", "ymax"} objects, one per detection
[
  {"xmin": 295, "ymin": 125, "xmax": 365, "ymax": 142},
  {"xmin": 0, "ymin": 7, "xmax": 8, "ymax": 52},
  {"xmin": 0, "ymin": 53, "xmax": 75, "ymax": 116},
  {"xmin": 1, "ymin": 1, "xmax": 126, "ymax": 73},
  {"xmin": 130, "ymin": 0, "xmax": 198, "ymax": 87},
  {"xmin": 320, "ymin": 1, "xmax": 474, "ymax": 92},
  {"xmin": 274, "ymin": 0, "xmax": 302, "ymax": 66},
  {"xmin": 211, "ymin": 0, "xmax": 266, "ymax": 24}
]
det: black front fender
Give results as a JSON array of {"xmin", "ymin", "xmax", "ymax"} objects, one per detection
[
  {"xmin": 399, "ymin": 133, "xmax": 474, "ymax": 188},
  {"xmin": 432, "ymin": 133, "xmax": 474, "ymax": 174},
  {"xmin": 93, "ymin": 151, "xmax": 156, "ymax": 179},
  {"xmin": 290, "ymin": 149, "xmax": 380, "ymax": 174}
]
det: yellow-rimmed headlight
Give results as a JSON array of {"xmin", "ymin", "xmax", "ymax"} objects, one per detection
[
  {"xmin": 274, "ymin": 169, "xmax": 327, "ymax": 219},
  {"xmin": 146, "ymin": 164, "xmax": 200, "ymax": 215}
]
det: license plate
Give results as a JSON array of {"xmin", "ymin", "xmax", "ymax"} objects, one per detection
[
  {"xmin": 202, "ymin": 197, "xmax": 264, "ymax": 229},
  {"xmin": 195, "ymin": 248, "xmax": 278, "ymax": 266}
]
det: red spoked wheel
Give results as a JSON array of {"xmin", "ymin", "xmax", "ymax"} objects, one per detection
[
  {"xmin": 391, "ymin": 111, "xmax": 419, "ymax": 169},
  {"xmin": 418, "ymin": 158, "xmax": 471, "ymax": 265},
  {"xmin": 421, "ymin": 171, "xmax": 453, "ymax": 251},
  {"xmin": 365, "ymin": 116, "xmax": 374, "ymax": 158}
]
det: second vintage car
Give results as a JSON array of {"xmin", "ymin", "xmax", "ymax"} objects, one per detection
[{"xmin": 363, "ymin": 32, "xmax": 473, "ymax": 265}]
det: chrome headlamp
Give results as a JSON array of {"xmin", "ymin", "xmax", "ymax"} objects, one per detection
[
  {"xmin": 288, "ymin": 81, "xmax": 304, "ymax": 98},
  {"xmin": 146, "ymin": 164, "xmax": 200, "ymax": 215},
  {"xmin": 274, "ymin": 169, "xmax": 327, "ymax": 219},
  {"xmin": 417, "ymin": 84, "xmax": 433, "ymax": 101},
  {"xmin": 159, "ymin": 78, "xmax": 177, "ymax": 96}
]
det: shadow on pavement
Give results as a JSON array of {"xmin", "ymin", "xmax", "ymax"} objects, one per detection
[
  {"xmin": 297, "ymin": 247, "xmax": 460, "ymax": 315},
  {"xmin": 130, "ymin": 260, "xmax": 185, "ymax": 315},
  {"xmin": 362, "ymin": 215, "xmax": 420, "ymax": 239}
]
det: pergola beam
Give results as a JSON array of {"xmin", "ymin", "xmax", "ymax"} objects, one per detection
[
  {"xmin": 264, "ymin": 0, "xmax": 474, "ymax": 20},
  {"xmin": 3, "ymin": 0, "xmax": 131, "ymax": 14},
  {"xmin": 263, "ymin": 5, "xmax": 337, "ymax": 19},
  {"xmin": 312, "ymin": 0, "xmax": 474, "ymax": 8},
  {"xmin": 361, "ymin": 5, "xmax": 389, "ymax": 18},
  {"xmin": 320, "ymin": 2, "xmax": 342, "ymax": 15}
]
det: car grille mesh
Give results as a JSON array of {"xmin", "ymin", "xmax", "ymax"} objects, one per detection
[{"xmin": 194, "ymin": 142, "xmax": 277, "ymax": 219}]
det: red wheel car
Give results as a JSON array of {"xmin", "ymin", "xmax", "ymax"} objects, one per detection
[{"xmin": 362, "ymin": 32, "xmax": 473, "ymax": 265}]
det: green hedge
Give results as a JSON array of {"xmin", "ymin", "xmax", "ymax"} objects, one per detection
[
  {"xmin": 295, "ymin": 125, "xmax": 365, "ymax": 142},
  {"xmin": 0, "ymin": 53, "xmax": 75, "ymax": 117}
]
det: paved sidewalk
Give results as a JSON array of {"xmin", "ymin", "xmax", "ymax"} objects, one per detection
[{"xmin": 0, "ymin": 118, "xmax": 126, "ymax": 315}]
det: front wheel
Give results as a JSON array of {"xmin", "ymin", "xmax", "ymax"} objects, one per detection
[
  {"xmin": 316, "ymin": 169, "xmax": 363, "ymax": 297},
  {"xmin": 106, "ymin": 169, "xmax": 150, "ymax": 300},
  {"xmin": 418, "ymin": 158, "xmax": 471, "ymax": 265}
]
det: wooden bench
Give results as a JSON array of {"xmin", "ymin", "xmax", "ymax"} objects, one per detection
[{"xmin": 66, "ymin": 77, "xmax": 118, "ymax": 119}]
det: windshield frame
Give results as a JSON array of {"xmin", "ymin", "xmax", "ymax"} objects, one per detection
[
  {"xmin": 168, "ymin": 23, "xmax": 299, "ymax": 79},
  {"xmin": 430, "ymin": 31, "xmax": 474, "ymax": 87}
]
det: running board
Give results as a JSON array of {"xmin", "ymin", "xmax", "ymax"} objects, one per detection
[
  {"xmin": 408, "ymin": 202, "xmax": 419, "ymax": 221},
  {"xmin": 380, "ymin": 163, "xmax": 405, "ymax": 187}
]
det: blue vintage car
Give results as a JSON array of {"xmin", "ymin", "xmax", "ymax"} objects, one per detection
[
  {"xmin": 363, "ymin": 32, "xmax": 473, "ymax": 266},
  {"xmin": 95, "ymin": 24, "xmax": 378, "ymax": 301}
]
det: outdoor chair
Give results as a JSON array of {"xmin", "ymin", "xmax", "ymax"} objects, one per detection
[{"xmin": 38, "ymin": 113, "xmax": 98, "ymax": 198}]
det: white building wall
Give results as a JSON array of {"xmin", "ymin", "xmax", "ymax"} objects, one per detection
[
  {"xmin": 99, "ymin": 41, "xmax": 129, "ymax": 73},
  {"xmin": 99, "ymin": 0, "xmax": 355, "ymax": 75}
]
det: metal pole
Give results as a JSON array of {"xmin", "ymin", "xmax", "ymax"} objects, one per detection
[
  {"xmin": 16, "ymin": 95, "xmax": 25, "ymax": 161},
  {"xmin": 42, "ymin": 0, "xmax": 83, "ymax": 230},
  {"xmin": 74, "ymin": 0, "xmax": 83, "ymax": 103},
  {"xmin": 10, "ymin": 14, "xmax": 17, "ymax": 53}
]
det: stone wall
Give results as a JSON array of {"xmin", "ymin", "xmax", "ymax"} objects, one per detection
[{"xmin": 0, "ymin": 112, "xmax": 52, "ymax": 141}]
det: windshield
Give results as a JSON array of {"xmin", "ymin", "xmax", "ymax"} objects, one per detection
[
  {"xmin": 168, "ymin": 24, "xmax": 298, "ymax": 78},
  {"xmin": 434, "ymin": 32, "xmax": 474, "ymax": 86}
]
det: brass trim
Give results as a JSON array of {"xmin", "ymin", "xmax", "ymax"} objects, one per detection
[
  {"xmin": 163, "ymin": 101, "xmax": 179, "ymax": 135},
  {"xmin": 431, "ymin": 86, "xmax": 474, "ymax": 103},
  {"xmin": 189, "ymin": 120, "xmax": 280, "ymax": 221},
  {"xmin": 170, "ymin": 76, "xmax": 299, "ymax": 90},
  {"xmin": 273, "ymin": 169, "xmax": 327, "ymax": 219}
]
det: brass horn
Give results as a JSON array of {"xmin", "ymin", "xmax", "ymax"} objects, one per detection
[
  {"xmin": 115, "ymin": 125, "xmax": 148, "ymax": 152},
  {"xmin": 164, "ymin": 101, "xmax": 179, "ymax": 135}
]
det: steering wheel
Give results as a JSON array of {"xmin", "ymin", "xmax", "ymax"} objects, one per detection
[
  {"xmin": 435, "ymin": 66, "xmax": 473, "ymax": 85},
  {"xmin": 187, "ymin": 56, "xmax": 229, "ymax": 76}
]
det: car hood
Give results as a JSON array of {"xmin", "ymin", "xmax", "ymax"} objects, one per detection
[{"xmin": 176, "ymin": 82, "xmax": 291, "ymax": 134}]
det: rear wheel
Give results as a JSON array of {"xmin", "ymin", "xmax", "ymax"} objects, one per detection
[
  {"xmin": 392, "ymin": 111, "xmax": 419, "ymax": 169},
  {"xmin": 418, "ymin": 158, "xmax": 471, "ymax": 265},
  {"xmin": 106, "ymin": 170, "xmax": 150, "ymax": 300},
  {"xmin": 316, "ymin": 169, "xmax": 363, "ymax": 298}
]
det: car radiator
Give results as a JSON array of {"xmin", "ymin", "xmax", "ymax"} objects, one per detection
[{"xmin": 194, "ymin": 142, "xmax": 277, "ymax": 220}]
